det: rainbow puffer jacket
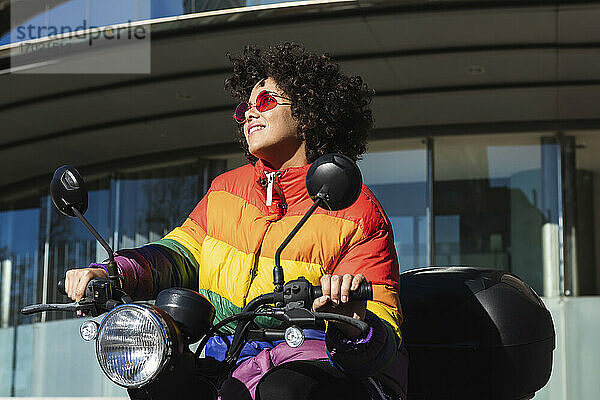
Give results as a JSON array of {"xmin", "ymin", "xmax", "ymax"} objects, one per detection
[{"xmin": 113, "ymin": 159, "xmax": 406, "ymax": 395}]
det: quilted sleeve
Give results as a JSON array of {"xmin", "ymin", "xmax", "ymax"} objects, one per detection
[{"xmin": 326, "ymin": 211, "xmax": 403, "ymax": 377}]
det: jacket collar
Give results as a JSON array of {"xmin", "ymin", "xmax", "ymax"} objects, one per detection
[{"xmin": 253, "ymin": 159, "xmax": 312, "ymax": 206}]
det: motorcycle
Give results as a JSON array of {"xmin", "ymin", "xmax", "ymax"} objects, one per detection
[{"xmin": 22, "ymin": 154, "xmax": 556, "ymax": 400}]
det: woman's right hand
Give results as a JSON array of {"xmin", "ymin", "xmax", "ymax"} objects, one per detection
[{"xmin": 65, "ymin": 267, "xmax": 108, "ymax": 302}]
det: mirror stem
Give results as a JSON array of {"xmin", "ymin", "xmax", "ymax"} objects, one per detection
[
  {"xmin": 70, "ymin": 207, "xmax": 120, "ymax": 283},
  {"xmin": 273, "ymin": 196, "xmax": 324, "ymax": 292}
]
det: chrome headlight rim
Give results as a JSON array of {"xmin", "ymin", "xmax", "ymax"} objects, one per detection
[{"xmin": 96, "ymin": 303, "xmax": 175, "ymax": 389}]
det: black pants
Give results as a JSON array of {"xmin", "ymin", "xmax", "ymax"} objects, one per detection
[{"xmin": 255, "ymin": 360, "xmax": 371, "ymax": 400}]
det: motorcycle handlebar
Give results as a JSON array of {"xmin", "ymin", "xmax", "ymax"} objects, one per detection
[{"xmin": 311, "ymin": 281, "xmax": 372, "ymax": 302}]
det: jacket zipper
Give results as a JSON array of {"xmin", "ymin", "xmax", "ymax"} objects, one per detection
[{"xmin": 265, "ymin": 171, "xmax": 276, "ymax": 206}]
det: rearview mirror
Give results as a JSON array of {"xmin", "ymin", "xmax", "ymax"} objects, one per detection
[
  {"xmin": 50, "ymin": 165, "xmax": 88, "ymax": 217},
  {"xmin": 306, "ymin": 153, "xmax": 362, "ymax": 211}
]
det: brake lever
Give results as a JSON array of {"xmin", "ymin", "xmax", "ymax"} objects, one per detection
[
  {"xmin": 20, "ymin": 298, "xmax": 98, "ymax": 316},
  {"xmin": 20, "ymin": 285, "xmax": 127, "ymax": 317},
  {"xmin": 21, "ymin": 303, "xmax": 80, "ymax": 315},
  {"xmin": 267, "ymin": 306, "xmax": 369, "ymax": 338},
  {"xmin": 313, "ymin": 311, "xmax": 370, "ymax": 338}
]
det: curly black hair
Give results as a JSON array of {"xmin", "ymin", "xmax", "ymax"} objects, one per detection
[{"xmin": 225, "ymin": 43, "xmax": 374, "ymax": 164}]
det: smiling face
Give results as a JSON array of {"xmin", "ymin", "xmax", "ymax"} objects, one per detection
[{"xmin": 243, "ymin": 77, "xmax": 307, "ymax": 170}]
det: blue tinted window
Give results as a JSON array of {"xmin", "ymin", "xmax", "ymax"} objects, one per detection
[
  {"xmin": 0, "ymin": 198, "xmax": 40, "ymax": 327},
  {"xmin": 434, "ymin": 134, "xmax": 551, "ymax": 295},
  {"xmin": 359, "ymin": 141, "xmax": 428, "ymax": 272}
]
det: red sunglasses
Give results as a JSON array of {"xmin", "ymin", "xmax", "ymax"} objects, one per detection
[{"xmin": 233, "ymin": 90, "xmax": 292, "ymax": 123}]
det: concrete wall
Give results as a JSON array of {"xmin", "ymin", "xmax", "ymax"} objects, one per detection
[
  {"xmin": 535, "ymin": 297, "xmax": 600, "ymax": 400},
  {"xmin": 0, "ymin": 317, "xmax": 126, "ymax": 397}
]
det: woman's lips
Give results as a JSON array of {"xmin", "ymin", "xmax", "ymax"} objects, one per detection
[{"xmin": 247, "ymin": 124, "xmax": 265, "ymax": 137}]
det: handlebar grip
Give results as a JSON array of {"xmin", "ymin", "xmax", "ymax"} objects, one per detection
[
  {"xmin": 312, "ymin": 281, "xmax": 373, "ymax": 302},
  {"xmin": 57, "ymin": 279, "xmax": 67, "ymax": 296}
]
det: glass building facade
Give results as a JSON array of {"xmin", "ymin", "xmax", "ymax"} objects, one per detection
[
  {"xmin": 0, "ymin": 159, "xmax": 224, "ymax": 395},
  {"xmin": 1, "ymin": 132, "xmax": 599, "ymax": 397},
  {"xmin": 1, "ymin": 1, "xmax": 600, "ymax": 398}
]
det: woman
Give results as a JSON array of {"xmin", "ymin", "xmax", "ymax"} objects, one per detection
[{"xmin": 65, "ymin": 43, "xmax": 407, "ymax": 400}]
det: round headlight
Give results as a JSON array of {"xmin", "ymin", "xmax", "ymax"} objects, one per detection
[{"xmin": 96, "ymin": 304, "xmax": 172, "ymax": 388}]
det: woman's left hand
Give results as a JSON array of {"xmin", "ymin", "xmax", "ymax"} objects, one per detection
[{"xmin": 313, "ymin": 273, "xmax": 367, "ymax": 339}]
